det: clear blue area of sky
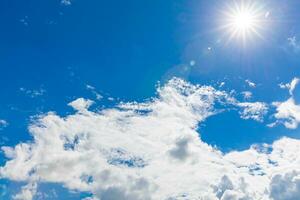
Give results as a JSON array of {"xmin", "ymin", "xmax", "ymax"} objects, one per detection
[{"xmin": 1, "ymin": 0, "xmax": 300, "ymax": 198}]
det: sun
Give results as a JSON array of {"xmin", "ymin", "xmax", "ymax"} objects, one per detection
[
  {"xmin": 221, "ymin": 1, "xmax": 266, "ymax": 44},
  {"xmin": 233, "ymin": 11, "xmax": 255, "ymax": 31}
]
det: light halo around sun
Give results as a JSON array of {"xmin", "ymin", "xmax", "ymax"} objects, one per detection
[{"xmin": 220, "ymin": 1, "xmax": 268, "ymax": 45}]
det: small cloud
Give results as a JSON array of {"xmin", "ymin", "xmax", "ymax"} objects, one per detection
[
  {"xmin": 265, "ymin": 11, "xmax": 270, "ymax": 18},
  {"xmin": 267, "ymin": 122, "xmax": 277, "ymax": 128},
  {"xmin": 68, "ymin": 98, "xmax": 94, "ymax": 112},
  {"xmin": 0, "ymin": 120, "xmax": 8, "ymax": 130},
  {"xmin": 245, "ymin": 79, "xmax": 256, "ymax": 88},
  {"xmin": 272, "ymin": 98, "xmax": 300, "ymax": 129},
  {"xmin": 61, "ymin": 0, "xmax": 72, "ymax": 6},
  {"xmin": 241, "ymin": 91, "xmax": 252, "ymax": 100},
  {"xmin": 19, "ymin": 87, "xmax": 46, "ymax": 98},
  {"xmin": 19, "ymin": 16, "xmax": 29, "ymax": 26},
  {"xmin": 108, "ymin": 97, "xmax": 115, "ymax": 101},
  {"xmin": 190, "ymin": 60, "xmax": 196, "ymax": 66},
  {"xmin": 86, "ymin": 84, "xmax": 103, "ymax": 100},
  {"xmin": 287, "ymin": 36, "xmax": 300, "ymax": 53},
  {"xmin": 272, "ymin": 78, "xmax": 300, "ymax": 129},
  {"xmin": 219, "ymin": 82, "xmax": 225, "ymax": 88},
  {"xmin": 279, "ymin": 77, "xmax": 300, "ymax": 95}
]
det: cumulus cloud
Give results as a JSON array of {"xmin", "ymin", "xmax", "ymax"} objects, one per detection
[
  {"xmin": 1, "ymin": 78, "xmax": 298, "ymax": 200},
  {"xmin": 269, "ymin": 171, "xmax": 300, "ymax": 200},
  {"xmin": 272, "ymin": 98, "xmax": 300, "ymax": 129},
  {"xmin": 273, "ymin": 77, "xmax": 300, "ymax": 129}
]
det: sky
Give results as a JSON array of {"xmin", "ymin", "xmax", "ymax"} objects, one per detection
[{"xmin": 1, "ymin": 0, "xmax": 300, "ymax": 199}]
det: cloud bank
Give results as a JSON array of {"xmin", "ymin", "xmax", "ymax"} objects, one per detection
[{"xmin": 1, "ymin": 78, "xmax": 300, "ymax": 200}]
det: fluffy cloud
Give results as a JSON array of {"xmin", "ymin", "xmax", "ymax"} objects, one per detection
[
  {"xmin": 68, "ymin": 98, "xmax": 94, "ymax": 112},
  {"xmin": 1, "ymin": 78, "xmax": 299, "ymax": 200},
  {"xmin": 269, "ymin": 171, "xmax": 300, "ymax": 200},
  {"xmin": 13, "ymin": 182, "xmax": 37, "ymax": 200},
  {"xmin": 273, "ymin": 98, "xmax": 300, "ymax": 129},
  {"xmin": 273, "ymin": 77, "xmax": 300, "ymax": 129}
]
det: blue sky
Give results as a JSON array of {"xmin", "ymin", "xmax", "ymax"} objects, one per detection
[{"xmin": 2, "ymin": 0, "xmax": 300, "ymax": 199}]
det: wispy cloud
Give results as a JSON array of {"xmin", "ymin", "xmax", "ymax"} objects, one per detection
[
  {"xmin": 86, "ymin": 84, "xmax": 103, "ymax": 100},
  {"xmin": 241, "ymin": 91, "xmax": 252, "ymax": 100},
  {"xmin": 245, "ymin": 79, "xmax": 256, "ymax": 88},
  {"xmin": 19, "ymin": 87, "xmax": 46, "ymax": 98},
  {"xmin": 19, "ymin": 16, "xmax": 29, "ymax": 26},
  {"xmin": 237, "ymin": 102, "xmax": 268, "ymax": 122},
  {"xmin": 287, "ymin": 36, "xmax": 300, "ymax": 53},
  {"xmin": 279, "ymin": 77, "xmax": 300, "ymax": 95},
  {"xmin": 0, "ymin": 120, "xmax": 8, "ymax": 130},
  {"xmin": 61, "ymin": 0, "xmax": 72, "ymax": 6}
]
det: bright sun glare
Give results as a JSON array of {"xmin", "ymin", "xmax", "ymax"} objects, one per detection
[
  {"xmin": 222, "ymin": 1, "xmax": 267, "ymax": 44},
  {"xmin": 233, "ymin": 12, "xmax": 254, "ymax": 31}
]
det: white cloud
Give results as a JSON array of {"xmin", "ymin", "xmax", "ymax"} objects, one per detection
[
  {"xmin": 1, "ymin": 78, "xmax": 298, "ymax": 200},
  {"xmin": 241, "ymin": 91, "xmax": 252, "ymax": 100},
  {"xmin": 273, "ymin": 77, "xmax": 300, "ymax": 129},
  {"xmin": 68, "ymin": 98, "xmax": 94, "ymax": 112},
  {"xmin": 237, "ymin": 102, "xmax": 268, "ymax": 122},
  {"xmin": 245, "ymin": 80, "xmax": 256, "ymax": 88},
  {"xmin": 86, "ymin": 84, "xmax": 103, "ymax": 100},
  {"xmin": 279, "ymin": 77, "xmax": 300, "ymax": 95},
  {"xmin": 219, "ymin": 82, "xmax": 225, "ymax": 88},
  {"xmin": 13, "ymin": 182, "xmax": 37, "ymax": 200},
  {"xmin": 272, "ymin": 98, "xmax": 300, "ymax": 129}
]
